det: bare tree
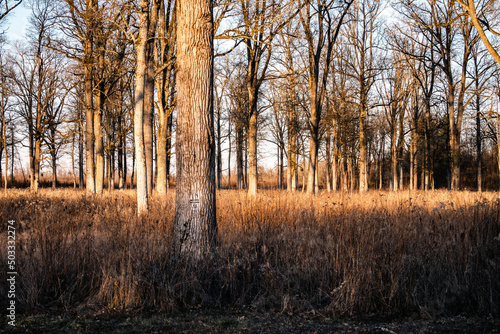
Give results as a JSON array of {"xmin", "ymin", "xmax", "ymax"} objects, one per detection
[
  {"xmin": 155, "ymin": 0, "xmax": 176, "ymax": 195},
  {"xmin": 133, "ymin": 0, "xmax": 151, "ymax": 215},
  {"xmin": 173, "ymin": 0, "xmax": 217, "ymax": 259},
  {"xmin": 0, "ymin": 0, "xmax": 23, "ymax": 21},
  {"xmin": 300, "ymin": 0, "xmax": 352, "ymax": 194},
  {"xmin": 456, "ymin": 0, "xmax": 500, "ymax": 66},
  {"xmin": 57, "ymin": 0, "xmax": 99, "ymax": 194},
  {"xmin": 343, "ymin": 0, "xmax": 381, "ymax": 192},
  {"xmin": 0, "ymin": 46, "xmax": 11, "ymax": 189},
  {"xmin": 225, "ymin": 0, "xmax": 296, "ymax": 196}
]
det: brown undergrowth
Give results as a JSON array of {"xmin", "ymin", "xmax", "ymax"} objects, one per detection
[{"xmin": 0, "ymin": 189, "xmax": 499, "ymax": 318}]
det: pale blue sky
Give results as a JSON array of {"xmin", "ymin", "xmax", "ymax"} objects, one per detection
[{"xmin": 3, "ymin": 3, "xmax": 29, "ymax": 43}]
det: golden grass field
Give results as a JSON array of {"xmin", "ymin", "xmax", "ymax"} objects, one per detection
[{"xmin": 0, "ymin": 188, "xmax": 499, "ymax": 322}]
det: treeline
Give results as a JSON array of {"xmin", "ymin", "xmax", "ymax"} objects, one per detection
[{"xmin": 1, "ymin": 0, "xmax": 500, "ymax": 195}]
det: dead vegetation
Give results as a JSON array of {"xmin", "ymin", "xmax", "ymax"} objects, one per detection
[{"xmin": 0, "ymin": 189, "xmax": 499, "ymax": 319}]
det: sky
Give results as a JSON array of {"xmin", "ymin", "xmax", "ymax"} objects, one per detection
[{"xmin": 2, "ymin": 3, "xmax": 29, "ymax": 43}]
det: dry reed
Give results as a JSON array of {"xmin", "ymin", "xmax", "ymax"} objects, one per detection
[{"xmin": 0, "ymin": 189, "xmax": 499, "ymax": 318}]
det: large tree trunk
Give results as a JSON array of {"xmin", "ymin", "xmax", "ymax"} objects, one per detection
[
  {"xmin": 173, "ymin": 0, "xmax": 217, "ymax": 260},
  {"xmin": 84, "ymin": 0, "xmax": 96, "ymax": 194},
  {"xmin": 134, "ymin": 0, "xmax": 151, "ymax": 215}
]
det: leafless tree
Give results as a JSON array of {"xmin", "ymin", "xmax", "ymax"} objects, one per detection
[
  {"xmin": 173, "ymin": 0, "xmax": 217, "ymax": 259},
  {"xmin": 299, "ymin": 0, "xmax": 353, "ymax": 194}
]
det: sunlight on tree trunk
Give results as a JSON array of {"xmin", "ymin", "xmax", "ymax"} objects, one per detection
[
  {"xmin": 173, "ymin": 0, "xmax": 217, "ymax": 260},
  {"xmin": 134, "ymin": 0, "xmax": 151, "ymax": 216}
]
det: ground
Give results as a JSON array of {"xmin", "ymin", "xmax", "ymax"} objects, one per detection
[{"xmin": 2, "ymin": 310, "xmax": 499, "ymax": 333}]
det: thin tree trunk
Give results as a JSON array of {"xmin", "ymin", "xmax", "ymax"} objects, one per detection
[
  {"xmin": 228, "ymin": 119, "xmax": 231, "ymax": 189},
  {"xmin": 33, "ymin": 139, "xmax": 40, "ymax": 193},
  {"xmin": 326, "ymin": 128, "xmax": 331, "ymax": 192},
  {"xmin": 79, "ymin": 116, "xmax": 85, "ymax": 189},
  {"xmin": 307, "ymin": 101, "xmax": 319, "ymax": 195},
  {"xmin": 332, "ymin": 117, "xmax": 338, "ymax": 192},
  {"xmin": 236, "ymin": 123, "xmax": 243, "ymax": 189},
  {"xmin": 248, "ymin": 109, "xmax": 258, "ymax": 195},
  {"xmin": 391, "ymin": 116, "xmax": 397, "ymax": 191},
  {"xmin": 348, "ymin": 156, "xmax": 354, "ymax": 192},
  {"xmin": 477, "ymin": 92, "xmax": 482, "ymax": 192},
  {"xmin": 315, "ymin": 153, "xmax": 319, "ymax": 194},
  {"xmin": 10, "ymin": 126, "xmax": 14, "ymax": 185},
  {"xmin": 144, "ymin": 61, "xmax": 155, "ymax": 195},
  {"xmin": 94, "ymin": 90, "xmax": 104, "ymax": 194},
  {"xmin": 157, "ymin": 102, "xmax": 168, "ymax": 194},
  {"xmin": 359, "ymin": 106, "xmax": 368, "ymax": 193},
  {"xmin": 134, "ymin": 0, "xmax": 151, "ymax": 215},
  {"xmin": 144, "ymin": 3, "xmax": 159, "ymax": 195},
  {"xmin": 72, "ymin": 130, "xmax": 77, "ymax": 188},
  {"xmin": 2, "ymin": 112, "xmax": 7, "ymax": 190},
  {"xmin": 52, "ymin": 155, "xmax": 57, "ymax": 189},
  {"xmin": 118, "ymin": 112, "xmax": 124, "ymax": 190},
  {"xmin": 217, "ymin": 99, "xmax": 222, "ymax": 189},
  {"xmin": 424, "ymin": 97, "xmax": 431, "ymax": 190}
]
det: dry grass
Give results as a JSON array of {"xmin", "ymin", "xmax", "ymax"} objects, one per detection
[{"xmin": 0, "ymin": 188, "xmax": 499, "ymax": 318}]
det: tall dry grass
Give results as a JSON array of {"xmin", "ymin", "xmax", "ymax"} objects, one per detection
[{"xmin": 0, "ymin": 189, "xmax": 499, "ymax": 318}]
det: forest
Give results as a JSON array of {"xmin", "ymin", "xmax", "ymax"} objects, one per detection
[
  {"xmin": 0, "ymin": 0, "xmax": 500, "ymax": 196},
  {"xmin": 0, "ymin": 0, "xmax": 500, "ymax": 332}
]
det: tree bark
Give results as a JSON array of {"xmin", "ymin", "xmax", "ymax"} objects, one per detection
[
  {"xmin": 94, "ymin": 84, "xmax": 104, "ymax": 194},
  {"xmin": 332, "ymin": 117, "xmax": 338, "ymax": 192},
  {"xmin": 173, "ymin": 0, "xmax": 217, "ymax": 260},
  {"xmin": 391, "ymin": 111, "xmax": 397, "ymax": 191},
  {"xmin": 476, "ymin": 84, "xmax": 482, "ymax": 192},
  {"xmin": 326, "ymin": 129, "xmax": 331, "ymax": 192},
  {"xmin": 144, "ymin": 0, "xmax": 160, "ymax": 195},
  {"xmin": 236, "ymin": 122, "xmax": 244, "ymax": 189},
  {"xmin": 84, "ymin": 0, "xmax": 96, "ymax": 194},
  {"xmin": 247, "ymin": 92, "xmax": 258, "ymax": 195},
  {"xmin": 359, "ymin": 105, "xmax": 368, "ymax": 193},
  {"xmin": 134, "ymin": 0, "xmax": 151, "ymax": 215}
]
